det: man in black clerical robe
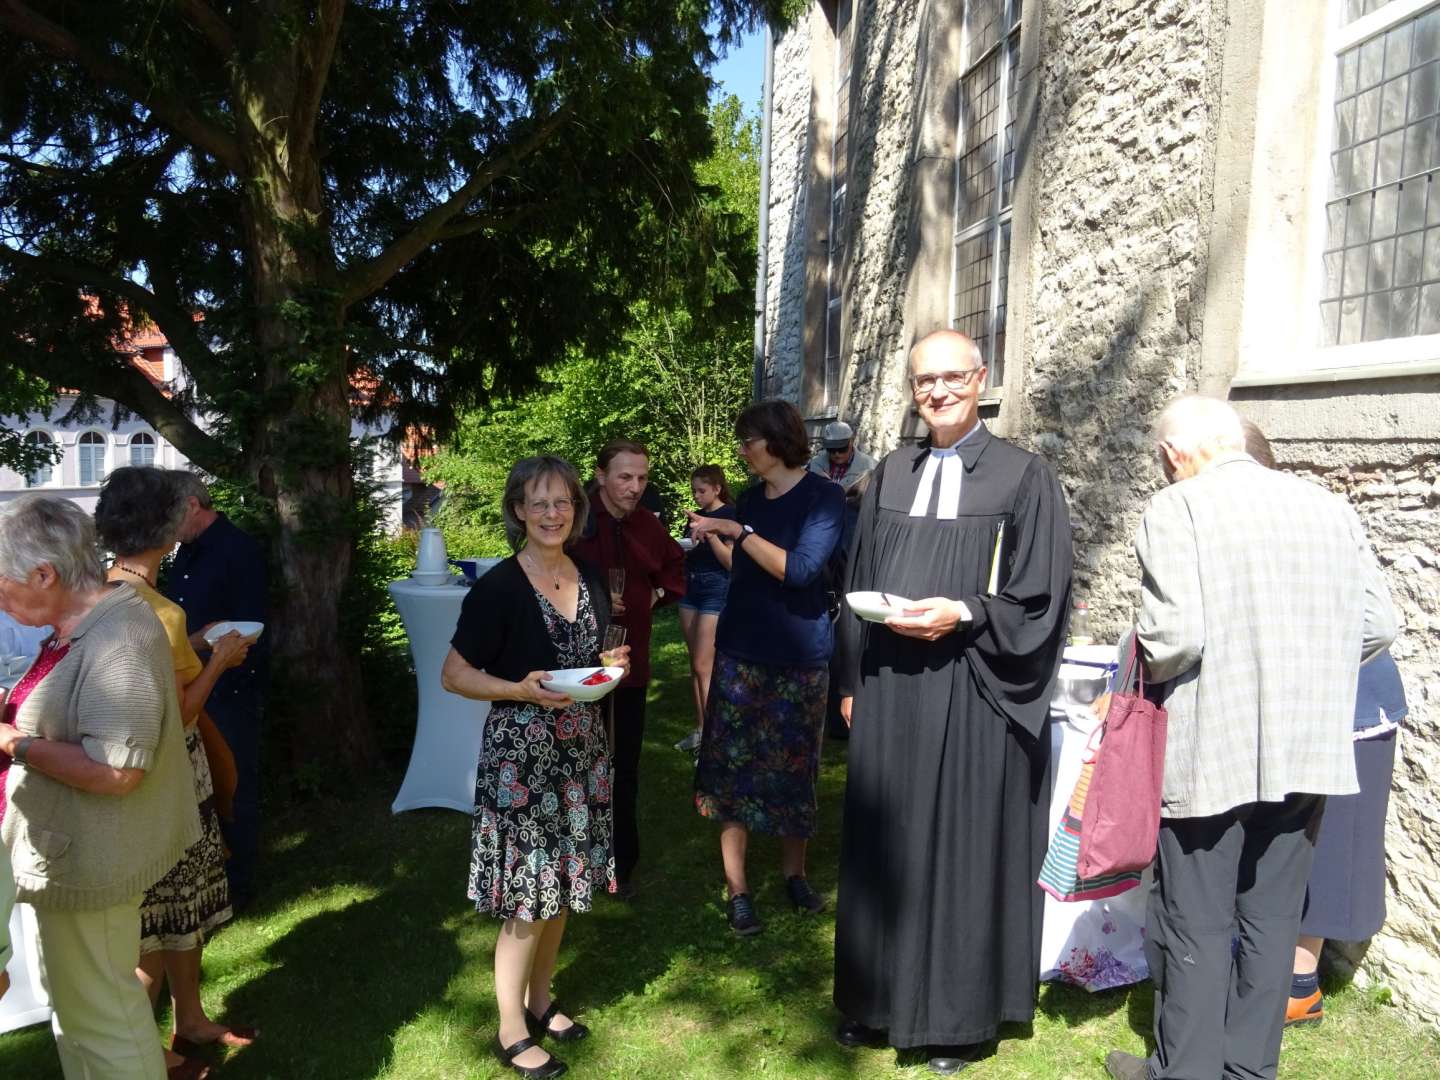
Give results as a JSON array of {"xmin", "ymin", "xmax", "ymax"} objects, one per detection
[{"xmin": 833, "ymin": 329, "xmax": 1072, "ymax": 1075}]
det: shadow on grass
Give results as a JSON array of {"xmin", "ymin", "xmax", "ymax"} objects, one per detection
[
  {"xmin": 208, "ymin": 799, "xmax": 472, "ymax": 1079},
  {"xmin": 1, "ymin": 610, "xmax": 1152, "ymax": 1080}
]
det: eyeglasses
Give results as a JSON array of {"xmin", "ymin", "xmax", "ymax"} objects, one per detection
[
  {"xmin": 525, "ymin": 498, "xmax": 576, "ymax": 514},
  {"xmin": 910, "ymin": 368, "xmax": 984, "ymax": 395},
  {"xmin": 736, "ymin": 435, "xmax": 764, "ymax": 450}
]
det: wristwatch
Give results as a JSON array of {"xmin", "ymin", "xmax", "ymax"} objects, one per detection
[
  {"xmin": 13, "ymin": 735, "xmax": 35, "ymax": 766},
  {"xmin": 738, "ymin": 524, "xmax": 756, "ymax": 545}
]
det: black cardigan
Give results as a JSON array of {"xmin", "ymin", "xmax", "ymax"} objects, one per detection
[{"xmin": 449, "ymin": 554, "xmax": 610, "ymax": 703}]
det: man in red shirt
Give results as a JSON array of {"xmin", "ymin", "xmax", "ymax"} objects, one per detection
[{"xmin": 572, "ymin": 439, "xmax": 685, "ymax": 899}]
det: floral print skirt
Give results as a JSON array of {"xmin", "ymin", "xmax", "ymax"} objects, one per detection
[
  {"xmin": 468, "ymin": 700, "xmax": 616, "ymax": 921},
  {"xmin": 140, "ymin": 726, "xmax": 233, "ymax": 954},
  {"xmin": 694, "ymin": 651, "xmax": 828, "ymax": 838}
]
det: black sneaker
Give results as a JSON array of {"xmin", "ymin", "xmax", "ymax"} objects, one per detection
[
  {"xmin": 786, "ymin": 875, "xmax": 827, "ymax": 914},
  {"xmin": 726, "ymin": 892, "xmax": 763, "ymax": 935}
]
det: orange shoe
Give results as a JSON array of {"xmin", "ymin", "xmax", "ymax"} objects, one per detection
[{"xmin": 1285, "ymin": 988, "xmax": 1324, "ymax": 1027}]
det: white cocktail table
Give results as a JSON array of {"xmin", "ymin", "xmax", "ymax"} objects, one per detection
[
  {"xmin": 1039, "ymin": 644, "xmax": 1151, "ymax": 992},
  {"xmin": 0, "ymin": 904, "xmax": 50, "ymax": 1033},
  {"xmin": 388, "ymin": 578, "xmax": 489, "ymax": 815}
]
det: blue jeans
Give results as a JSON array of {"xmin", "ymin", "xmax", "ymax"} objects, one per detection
[{"xmin": 679, "ymin": 568, "xmax": 728, "ymax": 615}]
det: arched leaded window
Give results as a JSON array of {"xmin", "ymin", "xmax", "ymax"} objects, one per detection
[
  {"xmin": 78, "ymin": 431, "xmax": 107, "ymax": 486},
  {"xmin": 130, "ymin": 431, "xmax": 157, "ymax": 467},
  {"xmin": 23, "ymin": 430, "xmax": 55, "ymax": 487}
]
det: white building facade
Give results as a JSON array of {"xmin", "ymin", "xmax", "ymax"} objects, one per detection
[{"xmin": 2, "ymin": 340, "xmax": 406, "ymax": 527}]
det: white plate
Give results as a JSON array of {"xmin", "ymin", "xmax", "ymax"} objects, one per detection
[
  {"xmin": 203, "ymin": 620, "xmax": 265, "ymax": 645},
  {"xmin": 1063, "ymin": 644, "xmax": 1119, "ymax": 667},
  {"xmin": 540, "ymin": 666, "xmax": 625, "ymax": 703},
  {"xmin": 845, "ymin": 591, "xmax": 915, "ymax": 623},
  {"xmin": 677, "ymin": 537, "xmax": 698, "ymax": 552},
  {"xmin": 409, "ymin": 570, "xmax": 459, "ymax": 586}
]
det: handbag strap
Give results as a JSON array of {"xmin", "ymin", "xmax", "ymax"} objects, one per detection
[{"xmin": 1116, "ymin": 633, "xmax": 1145, "ymax": 696}]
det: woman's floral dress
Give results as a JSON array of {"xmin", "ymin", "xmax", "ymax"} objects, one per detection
[{"xmin": 467, "ymin": 579, "xmax": 616, "ymax": 920}]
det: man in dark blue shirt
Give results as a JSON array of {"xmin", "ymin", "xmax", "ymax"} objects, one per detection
[{"xmin": 165, "ymin": 471, "xmax": 269, "ymax": 911}]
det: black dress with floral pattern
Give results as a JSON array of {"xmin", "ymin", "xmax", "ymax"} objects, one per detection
[{"xmin": 467, "ymin": 579, "xmax": 616, "ymax": 920}]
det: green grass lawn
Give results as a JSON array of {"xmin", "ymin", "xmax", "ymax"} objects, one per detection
[{"xmin": 4, "ymin": 608, "xmax": 1438, "ymax": 1078}]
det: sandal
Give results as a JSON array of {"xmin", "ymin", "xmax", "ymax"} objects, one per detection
[
  {"xmin": 166, "ymin": 1055, "xmax": 210, "ymax": 1080},
  {"xmin": 526, "ymin": 1000, "xmax": 590, "ymax": 1043},
  {"xmin": 493, "ymin": 1034, "xmax": 567, "ymax": 1078},
  {"xmin": 172, "ymin": 1024, "xmax": 259, "ymax": 1056}
]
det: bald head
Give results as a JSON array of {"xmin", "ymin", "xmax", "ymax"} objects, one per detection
[
  {"xmin": 908, "ymin": 329, "xmax": 987, "ymax": 445},
  {"xmin": 1153, "ymin": 395, "xmax": 1247, "ymax": 482},
  {"xmin": 1155, "ymin": 396, "xmax": 1246, "ymax": 455},
  {"xmin": 910, "ymin": 329, "xmax": 983, "ymax": 370}
]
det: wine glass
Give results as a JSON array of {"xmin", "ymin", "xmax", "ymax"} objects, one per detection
[
  {"xmin": 608, "ymin": 567, "xmax": 626, "ymax": 607},
  {"xmin": 601, "ymin": 625, "xmax": 627, "ymax": 667}
]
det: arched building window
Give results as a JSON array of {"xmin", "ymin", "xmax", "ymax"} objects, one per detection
[
  {"xmin": 23, "ymin": 430, "xmax": 55, "ymax": 487},
  {"xmin": 130, "ymin": 431, "xmax": 157, "ymax": 467},
  {"xmin": 78, "ymin": 431, "xmax": 107, "ymax": 486}
]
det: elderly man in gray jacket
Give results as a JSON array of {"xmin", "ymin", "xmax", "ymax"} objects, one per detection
[{"xmin": 1106, "ymin": 396, "xmax": 1396, "ymax": 1080}]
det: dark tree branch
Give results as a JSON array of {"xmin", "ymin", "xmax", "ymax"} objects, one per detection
[
  {"xmin": 337, "ymin": 104, "xmax": 574, "ymax": 305},
  {"xmin": 0, "ymin": 247, "xmax": 221, "ymax": 376},
  {"xmin": 434, "ymin": 202, "xmax": 548, "ymax": 242},
  {"xmin": 175, "ymin": 0, "xmax": 236, "ymax": 57},
  {"xmin": 290, "ymin": 0, "xmax": 345, "ymax": 168},
  {"xmin": 0, "ymin": 1, "xmax": 243, "ymax": 171},
  {"xmin": 5, "ymin": 337, "xmax": 232, "ymax": 475}
]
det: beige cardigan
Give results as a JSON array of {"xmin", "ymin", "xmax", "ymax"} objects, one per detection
[{"xmin": 2, "ymin": 584, "xmax": 200, "ymax": 911}]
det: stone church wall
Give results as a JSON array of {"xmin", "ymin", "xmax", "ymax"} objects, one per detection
[{"xmin": 762, "ymin": 0, "xmax": 1440, "ymax": 1022}]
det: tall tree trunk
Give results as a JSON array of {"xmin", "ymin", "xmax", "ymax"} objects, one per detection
[{"xmin": 235, "ymin": 46, "xmax": 377, "ymax": 779}]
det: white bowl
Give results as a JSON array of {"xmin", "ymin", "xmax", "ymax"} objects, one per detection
[
  {"xmin": 203, "ymin": 620, "xmax": 265, "ymax": 646},
  {"xmin": 677, "ymin": 537, "xmax": 698, "ymax": 552},
  {"xmin": 1056, "ymin": 662, "xmax": 1110, "ymax": 707},
  {"xmin": 540, "ymin": 666, "xmax": 625, "ymax": 703},
  {"xmin": 845, "ymin": 591, "xmax": 915, "ymax": 623}
]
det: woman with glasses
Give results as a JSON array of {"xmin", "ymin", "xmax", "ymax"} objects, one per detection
[
  {"xmin": 441, "ymin": 456, "xmax": 630, "ymax": 1079},
  {"xmin": 674, "ymin": 464, "xmax": 736, "ymax": 753},
  {"xmin": 688, "ymin": 401, "xmax": 845, "ymax": 935}
]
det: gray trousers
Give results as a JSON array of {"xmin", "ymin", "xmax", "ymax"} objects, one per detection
[{"xmin": 1145, "ymin": 793, "xmax": 1324, "ymax": 1080}]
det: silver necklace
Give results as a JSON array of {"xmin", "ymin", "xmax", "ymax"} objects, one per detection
[{"xmin": 523, "ymin": 552, "xmax": 564, "ymax": 590}]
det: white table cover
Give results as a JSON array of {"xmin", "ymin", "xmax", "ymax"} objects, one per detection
[
  {"xmin": 1039, "ymin": 650, "xmax": 1151, "ymax": 992},
  {"xmin": 0, "ymin": 903, "xmax": 50, "ymax": 1033},
  {"xmin": 388, "ymin": 579, "xmax": 489, "ymax": 814}
]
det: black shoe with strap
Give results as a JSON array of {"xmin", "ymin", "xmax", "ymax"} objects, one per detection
[
  {"xmin": 493, "ymin": 1035, "xmax": 567, "ymax": 1078},
  {"xmin": 727, "ymin": 892, "xmax": 763, "ymax": 935},
  {"xmin": 786, "ymin": 875, "xmax": 826, "ymax": 914},
  {"xmin": 526, "ymin": 1001, "xmax": 590, "ymax": 1043}
]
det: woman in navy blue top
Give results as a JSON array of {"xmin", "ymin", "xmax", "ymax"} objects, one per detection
[
  {"xmin": 688, "ymin": 400, "xmax": 844, "ymax": 935},
  {"xmin": 675, "ymin": 465, "xmax": 737, "ymax": 753}
]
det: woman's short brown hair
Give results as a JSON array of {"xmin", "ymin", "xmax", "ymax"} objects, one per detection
[
  {"xmin": 501, "ymin": 456, "xmax": 589, "ymax": 552},
  {"xmin": 735, "ymin": 399, "xmax": 810, "ymax": 469}
]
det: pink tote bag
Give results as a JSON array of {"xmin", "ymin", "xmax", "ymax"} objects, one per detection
[{"xmin": 1076, "ymin": 637, "xmax": 1167, "ymax": 881}]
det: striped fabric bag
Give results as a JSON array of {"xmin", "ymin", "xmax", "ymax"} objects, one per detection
[{"xmin": 1038, "ymin": 738, "xmax": 1143, "ymax": 902}]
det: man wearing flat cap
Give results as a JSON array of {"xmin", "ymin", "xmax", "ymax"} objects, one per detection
[{"xmin": 809, "ymin": 421, "xmax": 876, "ymax": 492}]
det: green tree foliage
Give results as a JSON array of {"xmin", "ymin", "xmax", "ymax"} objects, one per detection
[
  {"xmin": 424, "ymin": 97, "xmax": 761, "ymax": 550},
  {"xmin": 0, "ymin": 2, "xmax": 783, "ymax": 776}
]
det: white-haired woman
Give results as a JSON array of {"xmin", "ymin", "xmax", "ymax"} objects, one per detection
[{"xmin": 0, "ymin": 494, "xmax": 200, "ymax": 1080}]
